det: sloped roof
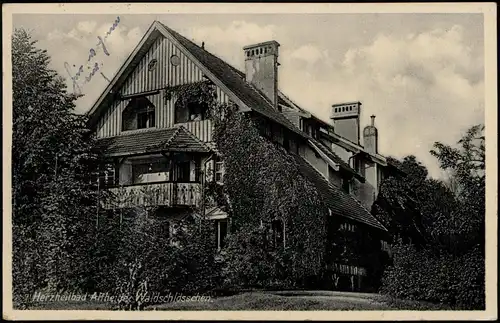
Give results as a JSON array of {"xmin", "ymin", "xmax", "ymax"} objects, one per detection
[
  {"xmin": 159, "ymin": 23, "xmax": 364, "ymax": 180},
  {"xmin": 292, "ymin": 154, "xmax": 387, "ymax": 232},
  {"xmin": 162, "ymin": 126, "xmax": 212, "ymax": 152},
  {"xmin": 88, "ymin": 21, "xmax": 363, "ymax": 177},
  {"xmin": 159, "ymin": 22, "xmax": 303, "ymax": 137},
  {"xmin": 279, "ymin": 103, "xmax": 363, "ymax": 180},
  {"xmin": 96, "ymin": 126, "xmax": 212, "ymax": 157},
  {"xmin": 310, "ymin": 137, "xmax": 364, "ymax": 182}
]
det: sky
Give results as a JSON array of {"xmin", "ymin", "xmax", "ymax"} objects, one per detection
[{"xmin": 12, "ymin": 13, "xmax": 485, "ymax": 178}]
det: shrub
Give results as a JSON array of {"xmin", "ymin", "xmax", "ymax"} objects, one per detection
[
  {"xmin": 78, "ymin": 209, "xmax": 222, "ymax": 310},
  {"xmin": 221, "ymin": 225, "xmax": 294, "ymax": 289},
  {"xmin": 380, "ymin": 241, "xmax": 484, "ymax": 309}
]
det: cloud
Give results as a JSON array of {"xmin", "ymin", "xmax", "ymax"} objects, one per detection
[
  {"xmin": 189, "ymin": 20, "xmax": 278, "ymax": 47},
  {"xmin": 39, "ymin": 19, "xmax": 483, "ymax": 178},
  {"xmin": 287, "ymin": 44, "xmax": 328, "ymax": 65},
  {"xmin": 278, "ymin": 24, "xmax": 484, "ymax": 177},
  {"xmin": 185, "ymin": 20, "xmax": 280, "ymax": 70},
  {"xmin": 77, "ymin": 21, "xmax": 98, "ymax": 35},
  {"xmin": 42, "ymin": 19, "xmax": 142, "ymax": 114}
]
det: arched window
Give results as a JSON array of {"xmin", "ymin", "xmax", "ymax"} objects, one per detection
[
  {"xmin": 122, "ymin": 97, "xmax": 156, "ymax": 131},
  {"xmin": 174, "ymin": 97, "xmax": 209, "ymax": 124}
]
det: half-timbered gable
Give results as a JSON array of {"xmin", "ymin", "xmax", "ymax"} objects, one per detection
[{"xmin": 92, "ymin": 29, "xmax": 231, "ymax": 141}]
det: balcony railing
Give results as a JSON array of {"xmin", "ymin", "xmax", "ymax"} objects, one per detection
[{"xmin": 102, "ymin": 182, "xmax": 201, "ymax": 209}]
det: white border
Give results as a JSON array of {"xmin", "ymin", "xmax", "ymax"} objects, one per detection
[{"xmin": 3, "ymin": 3, "xmax": 497, "ymax": 321}]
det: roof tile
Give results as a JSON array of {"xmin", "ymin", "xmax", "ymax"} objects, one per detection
[
  {"xmin": 293, "ymin": 154, "xmax": 387, "ymax": 231},
  {"xmin": 160, "ymin": 23, "xmax": 303, "ymax": 137},
  {"xmin": 96, "ymin": 126, "xmax": 211, "ymax": 156}
]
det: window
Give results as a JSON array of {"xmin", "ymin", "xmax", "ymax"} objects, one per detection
[
  {"xmin": 122, "ymin": 97, "xmax": 156, "ymax": 131},
  {"xmin": 283, "ymin": 135, "xmax": 290, "ymax": 151},
  {"xmin": 175, "ymin": 161, "xmax": 191, "ymax": 182},
  {"xmin": 215, "ymin": 161, "xmax": 224, "ymax": 183},
  {"xmin": 342, "ymin": 177, "xmax": 350, "ymax": 194},
  {"xmin": 132, "ymin": 158, "xmax": 169, "ymax": 184},
  {"xmin": 355, "ymin": 157, "xmax": 366, "ymax": 177},
  {"xmin": 289, "ymin": 139, "xmax": 298, "ymax": 154},
  {"xmin": 137, "ymin": 110, "xmax": 155, "ymax": 129},
  {"xmin": 381, "ymin": 240, "xmax": 389, "ymax": 251},
  {"xmin": 148, "ymin": 59, "xmax": 158, "ymax": 71},
  {"xmin": 175, "ymin": 98, "xmax": 209, "ymax": 124},
  {"xmin": 340, "ymin": 222, "xmax": 355, "ymax": 232},
  {"xmin": 216, "ymin": 220, "xmax": 228, "ymax": 250}
]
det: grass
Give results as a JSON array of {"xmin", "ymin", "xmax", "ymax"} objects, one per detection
[{"xmin": 24, "ymin": 291, "xmax": 455, "ymax": 311}]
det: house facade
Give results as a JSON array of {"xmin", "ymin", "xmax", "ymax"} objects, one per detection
[{"xmin": 88, "ymin": 21, "xmax": 399, "ymax": 291}]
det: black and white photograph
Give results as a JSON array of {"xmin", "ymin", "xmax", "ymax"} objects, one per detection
[{"xmin": 2, "ymin": 2, "xmax": 497, "ymax": 320}]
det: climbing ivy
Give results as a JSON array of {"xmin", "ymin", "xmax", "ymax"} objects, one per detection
[
  {"xmin": 163, "ymin": 80, "xmax": 217, "ymax": 107},
  {"xmin": 208, "ymin": 95, "xmax": 329, "ymax": 288}
]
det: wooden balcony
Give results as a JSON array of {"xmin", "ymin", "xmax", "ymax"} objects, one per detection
[{"xmin": 103, "ymin": 182, "xmax": 201, "ymax": 209}]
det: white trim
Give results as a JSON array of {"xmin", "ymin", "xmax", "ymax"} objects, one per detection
[
  {"xmin": 88, "ymin": 22, "xmax": 158, "ymax": 117},
  {"xmin": 308, "ymin": 140, "xmax": 340, "ymax": 171},
  {"xmin": 206, "ymin": 213, "xmax": 228, "ymax": 220},
  {"xmin": 320, "ymin": 128, "xmax": 388, "ymax": 166}
]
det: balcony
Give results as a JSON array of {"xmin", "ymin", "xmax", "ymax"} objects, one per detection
[{"xmin": 103, "ymin": 182, "xmax": 201, "ymax": 209}]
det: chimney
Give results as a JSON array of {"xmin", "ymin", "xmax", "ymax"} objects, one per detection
[
  {"xmin": 330, "ymin": 102, "xmax": 361, "ymax": 145},
  {"xmin": 363, "ymin": 115, "xmax": 378, "ymax": 154},
  {"xmin": 243, "ymin": 41, "xmax": 280, "ymax": 108}
]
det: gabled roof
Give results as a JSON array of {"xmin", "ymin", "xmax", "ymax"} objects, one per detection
[
  {"xmin": 88, "ymin": 21, "xmax": 363, "ymax": 178},
  {"xmin": 292, "ymin": 154, "xmax": 387, "ymax": 232},
  {"xmin": 87, "ymin": 21, "xmax": 303, "ymax": 138},
  {"xmin": 95, "ymin": 126, "xmax": 212, "ymax": 157},
  {"xmin": 158, "ymin": 22, "xmax": 303, "ymax": 137},
  {"xmin": 278, "ymin": 98, "xmax": 363, "ymax": 181},
  {"xmin": 275, "ymin": 90, "xmax": 396, "ymax": 171},
  {"xmin": 161, "ymin": 126, "xmax": 212, "ymax": 152}
]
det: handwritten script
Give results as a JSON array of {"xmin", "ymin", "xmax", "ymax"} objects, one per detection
[{"xmin": 64, "ymin": 16, "xmax": 120, "ymax": 95}]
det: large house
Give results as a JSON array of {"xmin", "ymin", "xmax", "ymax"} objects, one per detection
[{"xmin": 87, "ymin": 21, "xmax": 401, "ymax": 291}]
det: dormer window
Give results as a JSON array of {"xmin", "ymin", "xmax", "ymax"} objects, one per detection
[{"xmin": 122, "ymin": 97, "xmax": 156, "ymax": 131}]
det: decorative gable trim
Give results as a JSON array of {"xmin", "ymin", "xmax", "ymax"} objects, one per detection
[
  {"xmin": 87, "ymin": 21, "xmax": 251, "ymax": 129},
  {"xmin": 160, "ymin": 125, "xmax": 212, "ymax": 152},
  {"xmin": 87, "ymin": 22, "xmax": 160, "ymax": 123}
]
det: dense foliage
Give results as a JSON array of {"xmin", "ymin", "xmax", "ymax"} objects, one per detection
[
  {"xmin": 11, "ymin": 29, "xmax": 221, "ymax": 310},
  {"xmin": 375, "ymin": 125, "xmax": 485, "ymax": 309},
  {"xmin": 210, "ymin": 104, "xmax": 329, "ymax": 289},
  {"xmin": 12, "ymin": 28, "xmax": 485, "ymax": 310},
  {"xmin": 12, "ymin": 28, "xmax": 101, "ymax": 307}
]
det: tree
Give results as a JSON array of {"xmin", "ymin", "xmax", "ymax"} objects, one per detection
[
  {"xmin": 12, "ymin": 28, "xmax": 100, "ymax": 307},
  {"xmin": 378, "ymin": 124, "xmax": 486, "ymax": 309},
  {"xmin": 430, "ymin": 124, "xmax": 485, "ymax": 254}
]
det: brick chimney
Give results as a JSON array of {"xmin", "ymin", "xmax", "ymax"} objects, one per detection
[
  {"xmin": 330, "ymin": 102, "xmax": 361, "ymax": 145},
  {"xmin": 243, "ymin": 41, "xmax": 280, "ymax": 108},
  {"xmin": 363, "ymin": 115, "xmax": 378, "ymax": 154}
]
